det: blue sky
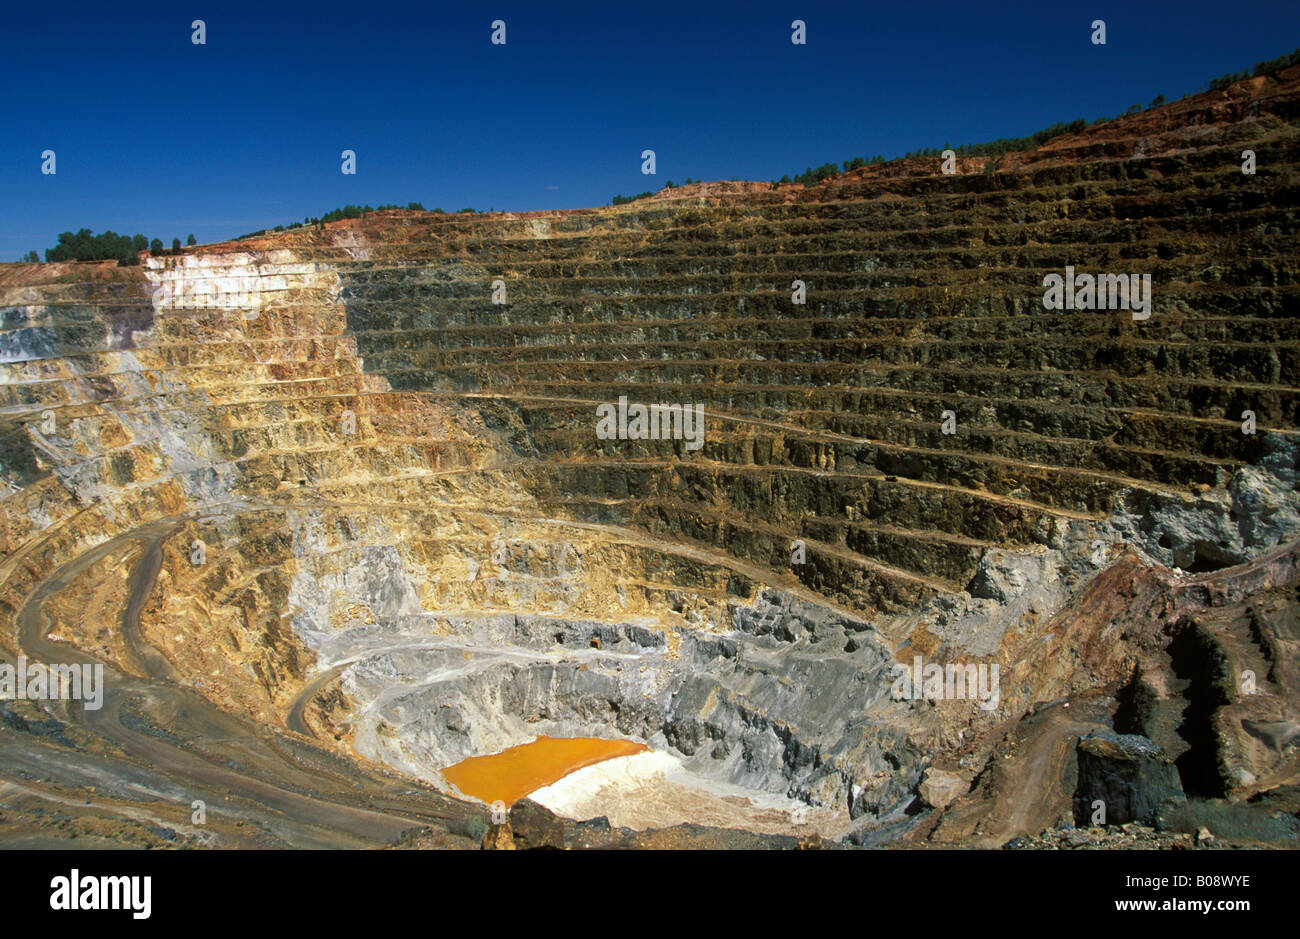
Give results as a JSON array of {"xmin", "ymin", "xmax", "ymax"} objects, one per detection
[{"xmin": 2, "ymin": 0, "xmax": 1297, "ymax": 259}]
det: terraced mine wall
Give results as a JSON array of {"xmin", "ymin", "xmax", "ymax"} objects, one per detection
[{"xmin": 2, "ymin": 67, "xmax": 1299, "ymax": 844}]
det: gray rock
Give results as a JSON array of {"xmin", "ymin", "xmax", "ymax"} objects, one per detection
[
  {"xmin": 1099, "ymin": 433, "xmax": 1300, "ymax": 572},
  {"xmin": 1073, "ymin": 730, "xmax": 1186, "ymax": 826},
  {"xmin": 966, "ymin": 552, "xmax": 1034, "ymax": 603}
]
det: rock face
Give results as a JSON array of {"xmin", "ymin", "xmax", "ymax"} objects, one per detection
[
  {"xmin": 2, "ymin": 67, "xmax": 1300, "ymax": 848},
  {"xmin": 1073, "ymin": 731, "xmax": 1186, "ymax": 826},
  {"xmin": 918, "ymin": 768, "xmax": 970, "ymax": 809}
]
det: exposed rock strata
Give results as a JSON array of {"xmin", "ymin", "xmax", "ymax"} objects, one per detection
[{"xmin": 2, "ymin": 67, "xmax": 1300, "ymax": 846}]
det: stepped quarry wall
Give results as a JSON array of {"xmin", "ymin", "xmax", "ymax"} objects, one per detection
[{"xmin": 2, "ymin": 66, "xmax": 1299, "ymax": 843}]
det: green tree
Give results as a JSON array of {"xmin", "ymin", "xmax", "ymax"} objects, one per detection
[
  {"xmin": 44, "ymin": 229, "xmax": 143, "ymax": 265},
  {"xmin": 186, "ymin": 233, "xmax": 197, "ymax": 246},
  {"xmin": 171, "ymin": 237, "xmax": 181, "ymax": 253},
  {"xmin": 21, "ymin": 250, "xmax": 39, "ymax": 263},
  {"xmin": 150, "ymin": 238, "xmax": 163, "ymax": 256}
]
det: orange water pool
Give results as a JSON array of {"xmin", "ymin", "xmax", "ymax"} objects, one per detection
[{"xmin": 442, "ymin": 736, "xmax": 648, "ymax": 806}]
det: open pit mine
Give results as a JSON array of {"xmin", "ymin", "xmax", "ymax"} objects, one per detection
[{"xmin": 2, "ymin": 68, "xmax": 1299, "ymax": 851}]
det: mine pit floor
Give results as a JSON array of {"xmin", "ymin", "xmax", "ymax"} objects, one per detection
[
  {"xmin": 530, "ymin": 750, "xmax": 845, "ymax": 837},
  {"xmin": 441, "ymin": 736, "xmax": 841, "ymax": 836}
]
